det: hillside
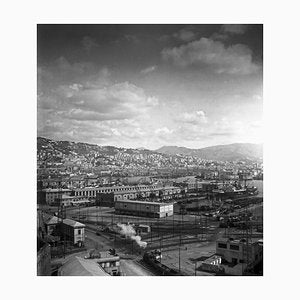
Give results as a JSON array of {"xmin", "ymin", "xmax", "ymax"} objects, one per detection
[
  {"xmin": 37, "ymin": 137, "xmax": 262, "ymax": 171},
  {"xmin": 156, "ymin": 143, "xmax": 263, "ymax": 161}
]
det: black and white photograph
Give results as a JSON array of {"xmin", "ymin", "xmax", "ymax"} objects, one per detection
[
  {"xmin": 37, "ymin": 24, "xmax": 263, "ymax": 276},
  {"xmin": 3, "ymin": 0, "xmax": 300, "ymax": 299}
]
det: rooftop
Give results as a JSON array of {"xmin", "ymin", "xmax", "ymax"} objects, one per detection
[
  {"xmin": 42, "ymin": 213, "xmax": 85, "ymax": 228},
  {"xmin": 63, "ymin": 218, "xmax": 85, "ymax": 228},
  {"xmin": 42, "ymin": 188, "xmax": 71, "ymax": 192},
  {"xmin": 58, "ymin": 256, "xmax": 109, "ymax": 276},
  {"xmin": 116, "ymin": 199, "xmax": 171, "ymax": 206},
  {"xmin": 217, "ymin": 237, "xmax": 261, "ymax": 245}
]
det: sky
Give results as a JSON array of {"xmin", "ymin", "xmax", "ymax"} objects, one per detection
[{"xmin": 37, "ymin": 24, "xmax": 263, "ymax": 150}]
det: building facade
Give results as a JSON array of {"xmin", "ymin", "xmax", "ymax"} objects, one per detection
[
  {"xmin": 115, "ymin": 199, "xmax": 173, "ymax": 218},
  {"xmin": 42, "ymin": 213, "xmax": 86, "ymax": 246},
  {"xmin": 216, "ymin": 237, "xmax": 263, "ymax": 275},
  {"xmin": 73, "ymin": 184, "xmax": 181, "ymax": 200},
  {"xmin": 42, "ymin": 188, "xmax": 72, "ymax": 205}
]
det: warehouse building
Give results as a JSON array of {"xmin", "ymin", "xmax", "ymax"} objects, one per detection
[
  {"xmin": 73, "ymin": 184, "xmax": 181, "ymax": 200},
  {"xmin": 115, "ymin": 199, "xmax": 173, "ymax": 218}
]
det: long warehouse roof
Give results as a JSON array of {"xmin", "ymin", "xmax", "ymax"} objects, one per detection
[{"xmin": 115, "ymin": 199, "xmax": 172, "ymax": 206}]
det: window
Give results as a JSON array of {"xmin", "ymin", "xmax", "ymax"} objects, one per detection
[
  {"xmin": 218, "ymin": 243, "xmax": 227, "ymax": 249},
  {"xmin": 230, "ymin": 244, "xmax": 240, "ymax": 251},
  {"xmin": 78, "ymin": 229, "xmax": 81, "ymax": 235}
]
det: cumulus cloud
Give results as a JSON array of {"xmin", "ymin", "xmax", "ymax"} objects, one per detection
[
  {"xmin": 40, "ymin": 81, "xmax": 159, "ymax": 122},
  {"xmin": 161, "ymin": 37, "xmax": 260, "ymax": 75},
  {"xmin": 177, "ymin": 110, "xmax": 208, "ymax": 125},
  {"xmin": 37, "ymin": 60, "xmax": 160, "ymax": 145},
  {"xmin": 155, "ymin": 127, "xmax": 174, "ymax": 135},
  {"xmin": 221, "ymin": 24, "xmax": 249, "ymax": 35},
  {"xmin": 141, "ymin": 65, "xmax": 157, "ymax": 74},
  {"xmin": 81, "ymin": 36, "xmax": 99, "ymax": 52}
]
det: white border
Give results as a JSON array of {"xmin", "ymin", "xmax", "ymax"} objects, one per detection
[{"xmin": 2, "ymin": 0, "xmax": 299, "ymax": 300}]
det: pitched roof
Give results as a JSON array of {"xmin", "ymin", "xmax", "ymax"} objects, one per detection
[
  {"xmin": 42, "ymin": 213, "xmax": 59, "ymax": 225},
  {"xmin": 58, "ymin": 256, "xmax": 109, "ymax": 276},
  {"xmin": 63, "ymin": 218, "xmax": 85, "ymax": 228},
  {"xmin": 42, "ymin": 213, "xmax": 85, "ymax": 227}
]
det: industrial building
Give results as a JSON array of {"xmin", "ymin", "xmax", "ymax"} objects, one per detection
[
  {"xmin": 115, "ymin": 199, "xmax": 173, "ymax": 218},
  {"xmin": 216, "ymin": 237, "xmax": 263, "ymax": 275},
  {"xmin": 73, "ymin": 184, "xmax": 181, "ymax": 200},
  {"xmin": 94, "ymin": 184, "xmax": 181, "ymax": 207},
  {"xmin": 85, "ymin": 250, "xmax": 121, "ymax": 276}
]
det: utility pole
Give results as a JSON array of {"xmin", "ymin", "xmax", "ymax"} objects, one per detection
[
  {"xmin": 179, "ymin": 211, "xmax": 182, "ymax": 273},
  {"xmin": 160, "ymin": 237, "xmax": 162, "ymax": 263},
  {"xmin": 173, "ymin": 212, "xmax": 175, "ymax": 237},
  {"xmin": 179, "ymin": 238, "xmax": 181, "ymax": 273}
]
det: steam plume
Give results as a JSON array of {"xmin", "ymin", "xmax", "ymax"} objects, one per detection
[{"xmin": 117, "ymin": 223, "xmax": 147, "ymax": 248}]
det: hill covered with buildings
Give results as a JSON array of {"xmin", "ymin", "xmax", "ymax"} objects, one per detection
[
  {"xmin": 156, "ymin": 143, "xmax": 263, "ymax": 162},
  {"xmin": 37, "ymin": 137, "xmax": 263, "ymax": 179}
]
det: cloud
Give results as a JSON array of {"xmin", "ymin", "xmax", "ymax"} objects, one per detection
[
  {"xmin": 38, "ymin": 57, "xmax": 99, "ymax": 91},
  {"xmin": 221, "ymin": 24, "xmax": 249, "ymax": 35},
  {"xmin": 81, "ymin": 36, "xmax": 99, "ymax": 52},
  {"xmin": 155, "ymin": 127, "xmax": 174, "ymax": 136},
  {"xmin": 141, "ymin": 65, "xmax": 157, "ymax": 74},
  {"xmin": 41, "ymin": 82, "xmax": 159, "ymax": 122},
  {"xmin": 175, "ymin": 110, "xmax": 208, "ymax": 125},
  {"xmin": 173, "ymin": 29, "xmax": 196, "ymax": 42},
  {"xmin": 37, "ymin": 56, "xmax": 162, "ymax": 146},
  {"xmin": 161, "ymin": 37, "xmax": 260, "ymax": 75}
]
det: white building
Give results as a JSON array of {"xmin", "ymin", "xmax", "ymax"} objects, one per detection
[{"xmin": 115, "ymin": 199, "xmax": 173, "ymax": 218}]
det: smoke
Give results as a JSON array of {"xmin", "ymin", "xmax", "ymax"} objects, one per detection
[
  {"xmin": 131, "ymin": 235, "xmax": 147, "ymax": 248},
  {"xmin": 117, "ymin": 223, "xmax": 147, "ymax": 248},
  {"xmin": 117, "ymin": 223, "xmax": 136, "ymax": 236}
]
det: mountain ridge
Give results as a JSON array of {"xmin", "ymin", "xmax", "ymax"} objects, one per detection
[
  {"xmin": 38, "ymin": 136, "xmax": 262, "ymax": 162},
  {"xmin": 155, "ymin": 143, "xmax": 263, "ymax": 161}
]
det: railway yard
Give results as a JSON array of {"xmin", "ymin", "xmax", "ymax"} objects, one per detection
[{"xmin": 47, "ymin": 195, "xmax": 263, "ymax": 275}]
